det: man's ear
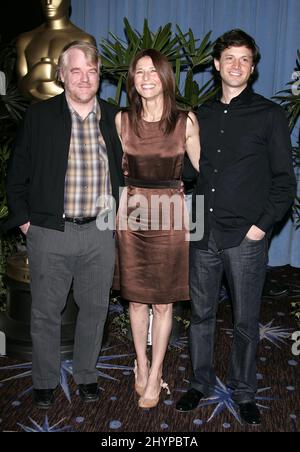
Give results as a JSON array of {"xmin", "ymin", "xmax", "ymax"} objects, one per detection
[{"xmin": 214, "ymin": 58, "xmax": 220, "ymax": 72}]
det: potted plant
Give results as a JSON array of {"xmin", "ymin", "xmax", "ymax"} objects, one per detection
[
  {"xmin": 275, "ymin": 50, "xmax": 300, "ymax": 227},
  {"xmin": 275, "ymin": 50, "xmax": 300, "ymax": 323},
  {"xmin": 100, "ymin": 18, "xmax": 218, "ymax": 108},
  {"xmin": 0, "ymin": 39, "xmax": 28, "ymax": 307}
]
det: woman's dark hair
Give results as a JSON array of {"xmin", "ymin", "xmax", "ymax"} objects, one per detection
[
  {"xmin": 126, "ymin": 49, "xmax": 180, "ymax": 136},
  {"xmin": 212, "ymin": 29, "xmax": 261, "ymax": 66}
]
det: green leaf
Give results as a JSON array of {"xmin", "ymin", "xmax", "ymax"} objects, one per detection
[
  {"xmin": 184, "ymin": 70, "xmax": 193, "ymax": 101},
  {"xmin": 175, "ymin": 54, "xmax": 181, "ymax": 88},
  {"xmin": 124, "ymin": 18, "xmax": 141, "ymax": 47},
  {"xmin": 114, "ymin": 75, "xmax": 124, "ymax": 105},
  {"xmin": 142, "ymin": 19, "xmax": 153, "ymax": 48}
]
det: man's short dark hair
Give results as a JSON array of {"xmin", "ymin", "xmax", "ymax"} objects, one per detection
[{"xmin": 213, "ymin": 29, "xmax": 261, "ymax": 66}]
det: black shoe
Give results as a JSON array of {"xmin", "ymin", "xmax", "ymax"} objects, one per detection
[
  {"xmin": 33, "ymin": 389, "xmax": 55, "ymax": 409},
  {"xmin": 263, "ymin": 281, "xmax": 289, "ymax": 297},
  {"xmin": 238, "ymin": 402, "xmax": 261, "ymax": 425},
  {"xmin": 78, "ymin": 383, "xmax": 100, "ymax": 402},
  {"xmin": 176, "ymin": 388, "xmax": 204, "ymax": 412}
]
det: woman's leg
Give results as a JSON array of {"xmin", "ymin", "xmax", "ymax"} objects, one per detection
[
  {"xmin": 143, "ymin": 303, "xmax": 173, "ymax": 400},
  {"xmin": 129, "ymin": 302, "xmax": 150, "ymax": 390}
]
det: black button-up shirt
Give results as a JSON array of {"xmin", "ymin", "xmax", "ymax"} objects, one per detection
[{"xmin": 192, "ymin": 87, "xmax": 297, "ymax": 250}]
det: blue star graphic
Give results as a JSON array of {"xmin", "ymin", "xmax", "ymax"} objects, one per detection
[
  {"xmin": 17, "ymin": 416, "xmax": 74, "ymax": 432},
  {"xmin": 223, "ymin": 319, "xmax": 292, "ymax": 349},
  {"xmin": 0, "ymin": 346, "xmax": 133, "ymax": 403}
]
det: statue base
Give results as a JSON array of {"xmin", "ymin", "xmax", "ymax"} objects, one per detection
[{"xmin": 0, "ymin": 252, "xmax": 78, "ymax": 360}]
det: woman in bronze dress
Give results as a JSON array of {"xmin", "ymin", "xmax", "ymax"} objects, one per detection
[{"xmin": 114, "ymin": 49, "xmax": 200, "ymax": 408}]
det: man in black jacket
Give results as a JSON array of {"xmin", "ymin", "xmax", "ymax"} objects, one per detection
[
  {"xmin": 6, "ymin": 41, "xmax": 124, "ymax": 408},
  {"xmin": 176, "ymin": 30, "xmax": 297, "ymax": 424}
]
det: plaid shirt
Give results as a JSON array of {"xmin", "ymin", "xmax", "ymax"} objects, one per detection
[{"xmin": 64, "ymin": 98, "xmax": 112, "ymax": 217}]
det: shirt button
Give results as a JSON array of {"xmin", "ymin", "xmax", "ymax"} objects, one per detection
[
  {"xmin": 212, "ymin": 188, "xmax": 216, "ymax": 192},
  {"xmin": 224, "ymin": 110, "xmax": 228, "ymax": 114},
  {"xmin": 220, "ymin": 129, "xmax": 224, "ymax": 134},
  {"xmin": 217, "ymin": 149, "xmax": 221, "ymax": 153},
  {"xmin": 214, "ymin": 169, "xmax": 218, "ymax": 174},
  {"xmin": 210, "ymin": 208, "xmax": 214, "ymax": 212}
]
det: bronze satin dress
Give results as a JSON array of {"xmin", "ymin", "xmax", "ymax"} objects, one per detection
[{"xmin": 113, "ymin": 112, "xmax": 190, "ymax": 304}]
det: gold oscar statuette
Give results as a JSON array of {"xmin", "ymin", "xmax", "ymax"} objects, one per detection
[{"xmin": 16, "ymin": 0, "xmax": 96, "ymax": 102}]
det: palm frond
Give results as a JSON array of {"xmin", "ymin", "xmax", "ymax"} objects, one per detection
[
  {"xmin": 273, "ymin": 52, "xmax": 300, "ymax": 131},
  {"xmin": 274, "ymin": 50, "xmax": 300, "ymax": 226}
]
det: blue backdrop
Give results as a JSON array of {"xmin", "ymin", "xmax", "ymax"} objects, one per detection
[{"xmin": 70, "ymin": 0, "xmax": 300, "ymax": 267}]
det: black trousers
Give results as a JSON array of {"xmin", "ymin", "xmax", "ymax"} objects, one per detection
[{"xmin": 189, "ymin": 232, "xmax": 268, "ymax": 403}]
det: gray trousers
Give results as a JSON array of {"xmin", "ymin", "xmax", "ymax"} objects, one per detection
[{"xmin": 26, "ymin": 221, "xmax": 115, "ymax": 389}]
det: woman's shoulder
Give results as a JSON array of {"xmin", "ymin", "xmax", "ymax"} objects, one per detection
[
  {"xmin": 116, "ymin": 108, "xmax": 130, "ymax": 121},
  {"xmin": 175, "ymin": 109, "xmax": 194, "ymax": 128},
  {"xmin": 177, "ymin": 109, "xmax": 197, "ymax": 120},
  {"xmin": 187, "ymin": 110, "xmax": 198, "ymax": 125},
  {"xmin": 176, "ymin": 109, "xmax": 196, "ymax": 125},
  {"xmin": 116, "ymin": 109, "xmax": 132, "ymax": 138}
]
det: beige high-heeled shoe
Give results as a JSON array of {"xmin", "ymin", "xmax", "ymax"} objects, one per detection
[
  {"xmin": 138, "ymin": 379, "xmax": 171, "ymax": 409},
  {"xmin": 133, "ymin": 359, "xmax": 150, "ymax": 396}
]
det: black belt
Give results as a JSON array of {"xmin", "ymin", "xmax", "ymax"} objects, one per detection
[
  {"xmin": 125, "ymin": 177, "xmax": 182, "ymax": 189},
  {"xmin": 64, "ymin": 216, "xmax": 97, "ymax": 225}
]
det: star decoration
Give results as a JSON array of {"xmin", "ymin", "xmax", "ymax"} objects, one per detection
[
  {"xmin": 223, "ymin": 320, "xmax": 292, "ymax": 349},
  {"xmin": 17, "ymin": 416, "xmax": 74, "ymax": 432},
  {"xmin": 0, "ymin": 346, "xmax": 133, "ymax": 403}
]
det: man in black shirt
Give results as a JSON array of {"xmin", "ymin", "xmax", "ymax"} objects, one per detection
[{"xmin": 176, "ymin": 29, "xmax": 296, "ymax": 425}]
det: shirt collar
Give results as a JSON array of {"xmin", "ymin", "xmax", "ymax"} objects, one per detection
[
  {"xmin": 216, "ymin": 86, "xmax": 253, "ymax": 106},
  {"xmin": 67, "ymin": 97, "xmax": 101, "ymax": 121}
]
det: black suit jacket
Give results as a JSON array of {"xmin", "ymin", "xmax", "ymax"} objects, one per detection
[{"xmin": 5, "ymin": 93, "xmax": 124, "ymax": 231}]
